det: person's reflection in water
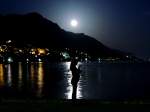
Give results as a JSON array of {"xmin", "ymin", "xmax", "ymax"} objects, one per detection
[{"xmin": 70, "ymin": 57, "xmax": 81, "ymax": 99}]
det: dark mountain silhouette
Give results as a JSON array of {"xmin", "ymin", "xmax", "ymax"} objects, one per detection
[{"xmin": 0, "ymin": 12, "xmax": 129, "ymax": 59}]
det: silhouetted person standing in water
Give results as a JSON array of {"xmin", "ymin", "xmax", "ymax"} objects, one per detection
[{"xmin": 70, "ymin": 57, "xmax": 80, "ymax": 99}]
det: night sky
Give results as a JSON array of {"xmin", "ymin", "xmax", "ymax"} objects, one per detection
[{"xmin": 0, "ymin": 0, "xmax": 150, "ymax": 59}]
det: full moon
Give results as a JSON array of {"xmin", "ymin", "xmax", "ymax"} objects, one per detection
[{"xmin": 70, "ymin": 19, "xmax": 78, "ymax": 27}]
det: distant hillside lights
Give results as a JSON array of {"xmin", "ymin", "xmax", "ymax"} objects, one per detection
[
  {"xmin": 6, "ymin": 40, "xmax": 12, "ymax": 44},
  {"xmin": 0, "ymin": 40, "xmax": 133, "ymax": 63},
  {"xmin": 0, "ymin": 46, "xmax": 5, "ymax": 52},
  {"xmin": 0, "ymin": 40, "xmax": 104, "ymax": 62},
  {"xmin": 30, "ymin": 48, "xmax": 49, "ymax": 56},
  {"xmin": 7, "ymin": 57, "xmax": 13, "ymax": 63},
  {"xmin": 98, "ymin": 58, "xmax": 101, "ymax": 62},
  {"xmin": 0, "ymin": 40, "xmax": 51, "ymax": 62},
  {"xmin": 61, "ymin": 52, "xmax": 70, "ymax": 59}
]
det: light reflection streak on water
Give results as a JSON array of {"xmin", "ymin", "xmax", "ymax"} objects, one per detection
[
  {"xmin": 64, "ymin": 62, "xmax": 72, "ymax": 99},
  {"xmin": 64, "ymin": 62, "xmax": 83, "ymax": 99},
  {"xmin": 76, "ymin": 82, "xmax": 82, "ymax": 99},
  {"xmin": 30, "ymin": 63, "xmax": 35, "ymax": 88},
  {"xmin": 18, "ymin": 62, "xmax": 23, "ymax": 88},
  {"xmin": 37, "ymin": 62, "xmax": 44, "ymax": 97},
  {"xmin": 76, "ymin": 62, "xmax": 83, "ymax": 99},
  {"xmin": 7, "ymin": 64, "xmax": 12, "ymax": 87},
  {"xmin": 77, "ymin": 62, "xmax": 82, "ymax": 69},
  {"xmin": 0, "ymin": 64, "xmax": 4, "ymax": 87}
]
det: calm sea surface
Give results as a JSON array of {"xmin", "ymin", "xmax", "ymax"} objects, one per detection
[{"xmin": 0, "ymin": 62, "xmax": 150, "ymax": 100}]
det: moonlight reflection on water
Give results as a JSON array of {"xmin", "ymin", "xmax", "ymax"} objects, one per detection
[{"xmin": 63, "ymin": 62, "xmax": 72, "ymax": 99}]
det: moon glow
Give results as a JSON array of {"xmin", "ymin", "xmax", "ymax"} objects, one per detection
[{"xmin": 70, "ymin": 19, "xmax": 78, "ymax": 27}]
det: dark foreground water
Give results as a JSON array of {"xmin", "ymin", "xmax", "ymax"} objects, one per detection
[{"xmin": 0, "ymin": 62, "xmax": 150, "ymax": 100}]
